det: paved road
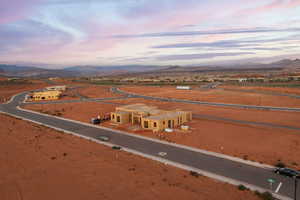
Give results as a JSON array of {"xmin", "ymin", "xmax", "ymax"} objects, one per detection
[
  {"xmin": 222, "ymin": 88, "xmax": 300, "ymax": 99},
  {"xmin": 23, "ymin": 96, "xmax": 129, "ymax": 105},
  {"xmin": 0, "ymin": 92, "xmax": 299, "ymax": 200},
  {"xmin": 112, "ymin": 87, "xmax": 300, "ymax": 112},
  {"xmin": 193, "ymin": 114, "xmax": 300, "ymax": 131}
]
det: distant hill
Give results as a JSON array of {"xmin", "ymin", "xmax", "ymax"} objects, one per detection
[
  {"xmin": 64, "ymin": 65, "xmax": 167, "ymax": 76},
  {"xmin": 0, "ymin": 64, "xmax": 77, "ymax": 78},
  {"xmin": 0, "ymin": 59, "xmax": 299, "ymax": 78},
  {"xmin": 0, "ymin": 64, "xmax": 166, "ymax": 77},
  {"xmin": 127, "ymin": 59, "xmax": 300, "ymax": 76}
]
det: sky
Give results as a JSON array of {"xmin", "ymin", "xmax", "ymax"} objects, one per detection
[{"xmin": 0, "ymin": 0, "xmax": 300, "ymax": 68}]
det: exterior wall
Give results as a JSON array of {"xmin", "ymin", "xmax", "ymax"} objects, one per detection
[
  {"xmin": 142, "ymin": 113, "xmax": 189, "ymax": 132},
  {"xmin": 31, "ymin": 91, "xmax": 61, "ymax": 101},
  {"xmin": 111, "ymin": 112, "xmax": 130, "ymax": 124},
  {"xmin": 111, "ymin": 104, "xmax": 192, "ymax": 132}
]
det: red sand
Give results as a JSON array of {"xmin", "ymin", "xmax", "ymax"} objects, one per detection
[
  {"xmin": 0, "ymin": 114, "xmax": 259, "ymax": 200},
  {"xmin": 0, "ymin": 81, "xmax": 49, "ymax": 103},
  {"xmin": 77, "ymin": 85, "xmax": 122, "ymax": 98},
  {"xmin": 121, "ymin": 86, "xmax": 300, "ymax": 107}
]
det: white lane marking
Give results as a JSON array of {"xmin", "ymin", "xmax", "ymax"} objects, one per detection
[
  {"xmin": 158, "ymin": 152, "xmax": 167, "ymax": 157},
  {"xmin": 275, "ymin": 182, "xmax": 282, "ymax": 193}
]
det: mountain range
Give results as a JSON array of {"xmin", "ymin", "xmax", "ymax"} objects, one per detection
[{"xmin": 0, "ymin": 59, "xmax": 299, "ymax": 78}]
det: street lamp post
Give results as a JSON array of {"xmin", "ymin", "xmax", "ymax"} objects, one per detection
[{"xmin": 295, "ymin": 175, "xmax": 299, "ymax": 200}]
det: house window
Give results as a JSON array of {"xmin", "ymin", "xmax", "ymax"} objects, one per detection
[
  {"xmin": 117, "ymin": 116, "xmax": 120, "ymax": 123},
  {"xmin": 153, "ymin": 122, "xmax": 157, "ymax": 127},
  {"xmin": 144, "ymin": 121, "xmax": 149, "ymax": 128},
  {"xmin": 163, "ymin": 121, "xmax": 165, "ymax": 125},
  {"xmin": 112, "ymin": 114, "xmax": 115, "ymax": 119}
]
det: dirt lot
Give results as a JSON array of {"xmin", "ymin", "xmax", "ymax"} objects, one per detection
[
  {"xmin": 121, "ymin": 86, "xmax": 300, "ymax": 107},
  {"xmin": 0, "ymin": 80, "xmax": 49, "ymax": 103},
  {"xmin": 220, "ymin": 85, "xmax": 300, "ymax": 95},
  {"xmin": 107, "ymin": 98, "xmax": 300, "ymax": 128},
  {"xmin": 24, "ymin": 99, "xmax": 300, "ymax": 168},
  {"xmin": 77, "ymin": 85, "xmax": 123, "ymax": 98},
  {"xmin": 0, "ymin": 114, "xmax": 260, "ymax": 200}
]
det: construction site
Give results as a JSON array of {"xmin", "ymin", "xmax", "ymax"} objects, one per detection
[
  {"xmin": 110, "ymin": 104, "xmax": 192, "ymax": 132},
  {"xmin": 28, "ymin": 85, "xmax": 66, "ymax": 101}
]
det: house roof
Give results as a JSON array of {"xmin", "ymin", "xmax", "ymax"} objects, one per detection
[
  {"xmin": 117, "ymin": 103, "xmax": 160, "ymax": 114},
  {"xmin": 114, "ymin": 111, "xmax": 129, "ymax": 115},
  {"xmin": 144, "ymin": 111, "xmax": 185, "ymax": 120},
  {"xmin": 32, "ymin": 91, "xmax": 61, "ymax": 96}
]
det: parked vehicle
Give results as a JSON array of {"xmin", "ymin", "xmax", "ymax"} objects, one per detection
[
  {"xmin": 97, "ymin": 136, "xmax": 110, "ymax": 142},
  {"xmin": 274, "ymin": 167, "xmax": 300, "ymax": 177},
  {"xmin": 91, "ymin": 118, "xmax": 101, "ymax": 124},
  {"xmin": 112, "ymin": 146, "xmax": 122, "ymax": 150}
]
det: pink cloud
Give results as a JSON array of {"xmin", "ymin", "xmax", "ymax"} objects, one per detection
[
  {"xmin": 0, "ymin": 0, "xmax": 42, "ymax": 24},
  {"xmin": 235, "ymin": 0, "xmax": 300, "ymax": 17}
]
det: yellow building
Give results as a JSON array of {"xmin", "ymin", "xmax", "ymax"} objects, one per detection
[
  {"xmin": 111, "ymin": 103, "xmax": 192, "ymax": 132},
  {"xmin": 30, "ymin": 90, "xmax": 62, "ymax": 101}
]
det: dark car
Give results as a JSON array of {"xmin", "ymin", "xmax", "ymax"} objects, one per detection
[
  {"xmin": 91, "ymin": 118, "xmax": 101, "ymax": 124},
  {"xmin": 274, "ymin": 168, "xmax": 300, "ymax": 178},
  {"xmin": 112, "ymin": 146, "xmax": 122, "ymax": 150}
]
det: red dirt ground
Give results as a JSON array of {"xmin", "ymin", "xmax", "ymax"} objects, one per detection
[
  {"xmin": 24, "ymin": 100, "xmax": 300, "ymax": 168},
  {"xmin": 121, "ymin": 86, "xmax": 300, "ymax": 108},
  {"xmin": 107, "ymin": 98, "xmax": 300, "ymax": 128},
  {"xmin": 0, "ymin": 114, "xmax": 259, "ymax": 200},
  {"xmin": 0, "ymin": 80, "xmax": 49, "ymax": 103},
  {"xmin": 77, "ymin": 85, "xmax": 123, "ymax": 98}
]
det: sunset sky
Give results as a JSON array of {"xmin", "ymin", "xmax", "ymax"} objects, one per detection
[{"xmin": 1, "ymin": 0, "xmax": 300, "ymax": 67}]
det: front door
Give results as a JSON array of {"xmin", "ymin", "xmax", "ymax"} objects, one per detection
[{"xmin": 168, "ymin": 120, "xmax": 172, "ymax": 128}]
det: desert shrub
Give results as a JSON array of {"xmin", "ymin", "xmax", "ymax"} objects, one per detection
[
  {"xmin": 255, "ymin": 191, "xmax": 274, "ymax": 200},
  {"xmin": 238, "ymin": 184, "xmax": 248, "ymax": 191},
  {"xmin": 275, "ymin": 161, "xmax": 286, "ymax": 168},
  {"xmin": 189, "ymin": 171, "xmax": 199, "ymax": 178}
]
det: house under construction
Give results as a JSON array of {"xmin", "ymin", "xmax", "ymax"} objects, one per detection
[
  {"xmin": 111, "ymin": 104, "xmax": 192, "ymax": 132},
  {"xmin": 29, "ymin": 90, "xmax": 62, "ymax": 101}
]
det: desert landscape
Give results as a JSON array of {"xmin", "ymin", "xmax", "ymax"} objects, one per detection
[
  {"xmin": 23, "ymin": 86, "xmax": 300, "ymax": 168},
  {"xmin": 1, "ymin": 1, "xmax": 300, "ymax": 198},
  {"xmin": 0, "ymin": 113, "xmax": 260, "ymax": 200}
]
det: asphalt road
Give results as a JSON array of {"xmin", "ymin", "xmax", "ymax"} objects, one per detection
[
  {"xmin": 112, "ymin": 87, "xmax": 300, "ymax": 112},
  {"xmin": 193, "ymin": 114, "xmax": 300, "ymax": 131},
  {"xmin": 23, "ymin": 96, "xmax": 129, "ymax": 105},
  {"xmin": 0, "ymin": 92, "xmax": 299, "ymax": 200},
  {"xmin": 222, "ymin": 88, "xmax": 300, "ymax": 99}
]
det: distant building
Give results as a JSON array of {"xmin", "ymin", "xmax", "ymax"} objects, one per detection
[
  {"xmin": 29, "ymin": 91, "xmax": 62, "ymax": 101},
  {"xmin": 176, "ymin": 86, "xmax": 191, "ymax": 90},
  {"xmin": 45, "ymin": 85, "xmax": 66, "ymax": 91},
  {"xmin": 111, "ymin": 103, "xmax": 192, "ymax": 132}
]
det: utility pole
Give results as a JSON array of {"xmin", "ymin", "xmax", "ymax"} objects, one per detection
[{"xmin": 295, "ymin": 176, "xmax": 299, "ymax": 200}]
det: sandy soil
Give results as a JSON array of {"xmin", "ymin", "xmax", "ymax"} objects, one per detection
[
  {"xmin": 220, "ymin": 85, "xmax": 300, "ymax": 95},
  {"xmin": 77, "ymin": 85, "xmax": 123, "ymax": 98},
  {"xmin": 107, "ymin": 98, "xmax": 300, "ymax": 128},
  {"xmin": 121, "ymin": 86, "xmax": 300, "ymax": 107},
  {"xmin": 24, "ymin": 100, "xmax": 300, "ymax": 167},
  {"xmin": 0, "ymin": 114, "xmax": 259, "ymax": 200},
  {"xmin": 0, "ymin": 81, "xmax": 49, "ymax": 103}
]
